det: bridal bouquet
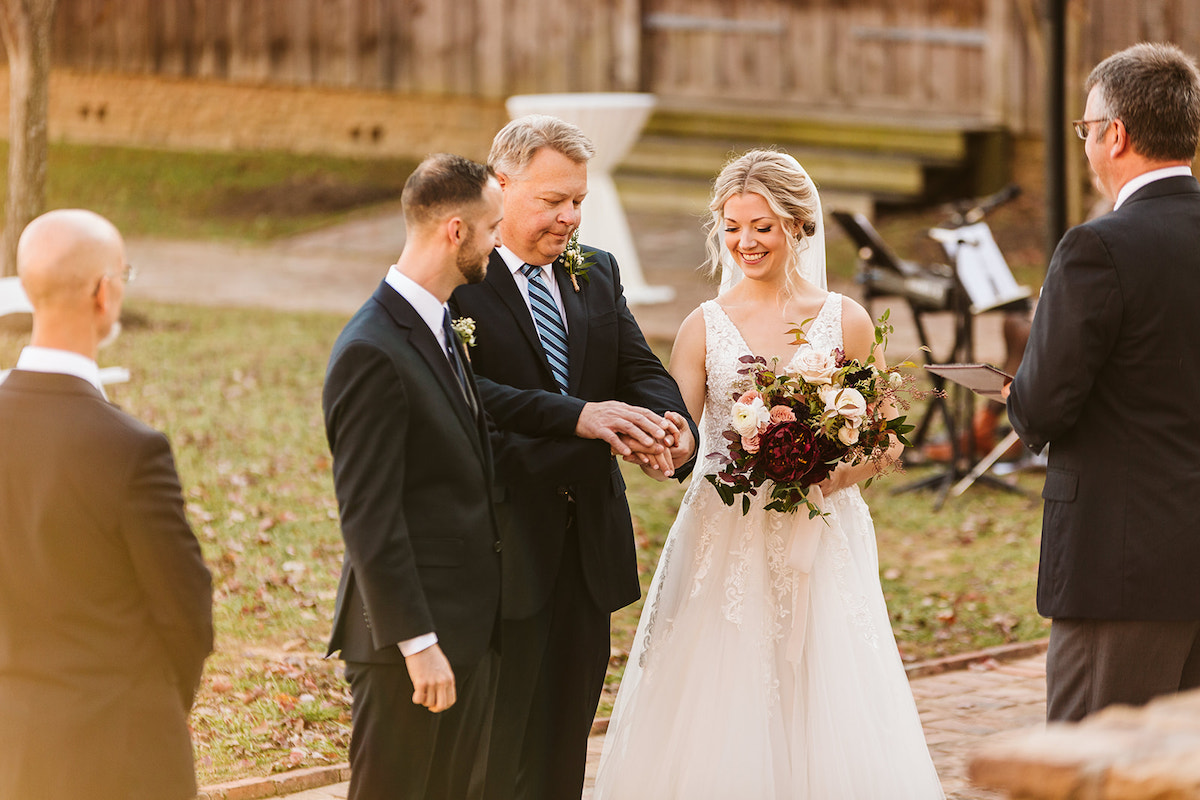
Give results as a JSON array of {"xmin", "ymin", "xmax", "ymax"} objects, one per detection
[{"xmin": 706, "ymin": 313, "xmax": 915, "ymax": 516}]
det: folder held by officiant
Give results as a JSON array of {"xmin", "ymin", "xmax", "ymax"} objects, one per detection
[{"xmin": 924, "ymin": 363, "xmax": 1013, "ymax": 400}]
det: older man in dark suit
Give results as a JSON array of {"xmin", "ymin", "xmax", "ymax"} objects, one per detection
[
  {"xmin": 324, "ymin": 153, "xmax": 505, "ymax": 799},
  {"xmin": 450, "ymin": 115, "xmax": 697, "ymax": 800},
  {"xmin": 0, "ymin": 209, "xmax": 213, "ymax": 799},
  {"xmin": 1007, "ymin": 42, "xmax": 1200, "ymax": 722}
]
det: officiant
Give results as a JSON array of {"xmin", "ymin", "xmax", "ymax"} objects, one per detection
[{"xmin": 1006, "ymin": 42, "xmax": 1200, "ymax": 722}]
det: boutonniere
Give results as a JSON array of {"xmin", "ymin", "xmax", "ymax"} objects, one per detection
[
  {"xmin": 561, "ymin": 230, "xmax": 595, "ymax": 292},
  {"xmin": 451, "ymin": 316, "xmax": 477, "ymax": 351}
]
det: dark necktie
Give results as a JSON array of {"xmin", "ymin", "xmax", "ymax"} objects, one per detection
[
  {"xmin": 441, "ymin": 309, "xmax": 477, "ymax": 414},
  {"xmin": 520, "ymin": 263, "xmax": 570, "ymax": 394}
]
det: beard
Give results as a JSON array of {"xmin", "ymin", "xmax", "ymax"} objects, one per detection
[
  {"xmin": 456, "ymin": 244, "xmax": 489, "ymax": 285},
  {"xmin": 98, "ymin": 320, "xmax": 122, "ymax": 350}
]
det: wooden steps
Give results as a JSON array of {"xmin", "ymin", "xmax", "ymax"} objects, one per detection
[{"xmin": 615, "ymin": 107, "xmax": 1010, "ymax": 216}]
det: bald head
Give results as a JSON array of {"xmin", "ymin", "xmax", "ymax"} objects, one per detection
[
  {"xmin": 18, "ymin": 209, "xmax": 125, "ymax": 307},
  {"xmin": 17, "ymin": 209, "xmax": 127, "ymax": 358}
]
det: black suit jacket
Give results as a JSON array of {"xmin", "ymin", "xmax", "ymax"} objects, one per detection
[
  {"xmin": 0, "ymin": 370, "xmax": 213, "ymax": 800},
  {"xmin": 1009, "ymin": 175, "xmax": 1200, "ymax": 620},
  {"xmin": 450, "ymin": 247, "xmax": 696, "ymax": 619},
  {"xmin": 324, "ymin": 281, "xmax": 501, "ymax": 668}
]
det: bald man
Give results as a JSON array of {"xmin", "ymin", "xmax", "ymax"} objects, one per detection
[{"xmin": 0, "ymin": 209, "xmax": 213, "ymax": 800}]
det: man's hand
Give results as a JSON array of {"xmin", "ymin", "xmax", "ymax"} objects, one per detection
[
  {"xmin": 404, "ymin": 644, "xmax": 456, "ymax": 713},
  {"xmin": 576, "ymin": 401, "xmax": 670, "ymax": 456},
  {"xmin": 619, "ymin": 411, "xmax": 694, "ymax": 479}
]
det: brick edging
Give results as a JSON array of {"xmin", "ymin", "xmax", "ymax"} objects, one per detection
[
  {"xmin": 197, "ymin": 763, "xmax": 350, "ymax": 800},
  {"xmin": 902, "ymin": 636, "xmax": 1050, "ymax": 679}
]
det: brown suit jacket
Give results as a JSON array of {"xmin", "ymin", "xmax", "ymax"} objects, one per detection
[{"xmin": 0, "ymin": 369, "xmax": 213, "ymax": 800}]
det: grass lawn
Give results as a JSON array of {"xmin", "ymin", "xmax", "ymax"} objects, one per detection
[
  {"xmin": 12, "ymin": 141, "xmax": 418, "ymax": 242},
  {"xmin": 2, "ymin": 301, "xmax": 1045, "ymax": 785}
]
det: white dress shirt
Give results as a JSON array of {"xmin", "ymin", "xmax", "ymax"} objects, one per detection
[
  {"xmin": 11, "ymin": 347, "xmax": 107, "ymax": 399},
  {"xmin": 1114, "ymin": 165, "xmax": 1195, "ymax": 210},
  {"xmin": 497, "ymin": 245, "xmax": 570, "ymax": 334},
  {"xmin": 381, "ymin": 265, "xmax": 446, "ymax": 658},
  {"xmin": 386, "ymin": 265, "xmax": 453, "ymax": 353}
]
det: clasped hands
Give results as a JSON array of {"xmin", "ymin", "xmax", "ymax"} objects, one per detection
[{"xmin": 575, "ymin": 401, "xmax": 694, "ymax": 479}]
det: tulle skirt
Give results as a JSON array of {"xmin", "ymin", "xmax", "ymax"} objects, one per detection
[{"xmin": 593, "ymin": 482, "xmax": 943, "ymax": 799}]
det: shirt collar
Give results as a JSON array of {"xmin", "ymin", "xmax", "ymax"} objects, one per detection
[
  {"xmin": 385, "ymin": 265, "xmax": 449, "ymax": 344},
  {"xmin": 1114, "ymin": 165, "xmax": 1195, "ymax": 210},
  {"xmin": 499, "ymin": 245, "xmax": 539, "ymax": 277},
  {"xmin": 15, "ymin": 346, "xmax": 107, "ymax": 398}
]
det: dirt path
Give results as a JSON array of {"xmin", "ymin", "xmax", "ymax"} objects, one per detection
[{"xmin": 125, "ymin": 207, "xmax": 1009, "ymax": 365}]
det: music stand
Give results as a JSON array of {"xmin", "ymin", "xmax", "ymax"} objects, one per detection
[{"xmin": 832, "ymin": 211, "xmax": 1029, "ymax": 508}]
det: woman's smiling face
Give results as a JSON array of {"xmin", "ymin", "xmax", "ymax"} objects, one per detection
[{"xmin": 722, "ymin": 192, "xmax": 793, "ymax": 282}]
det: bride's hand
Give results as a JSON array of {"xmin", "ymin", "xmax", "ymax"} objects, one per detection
[{"xmin": 816, "ymin": 463, "xmax": 855, "ymax": 496}]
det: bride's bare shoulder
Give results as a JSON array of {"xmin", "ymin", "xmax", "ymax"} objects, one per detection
[
  {"xmin": 674, "ymin": 304, "xmax": 708, "ymax": 348},
  {"xmin": 839, "ymin": 295, "xmax": 876, "ymax": 360}
]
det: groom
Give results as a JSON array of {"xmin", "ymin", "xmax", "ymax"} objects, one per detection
[
  {"xmin": 1007, "ymin": 43, "xmax": 1200, "ymax": 721},
  {"xmin": 324, "ymin": 153, "xmax": 504, "ymax": 797},
  {"xmin": 450, "ymin": 114, "xmax": 697, "ymax": 799}
]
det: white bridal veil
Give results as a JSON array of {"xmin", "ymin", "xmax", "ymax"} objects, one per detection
[{"xmin": 718, "ymin": 152, "xmax": 827, "ymax": 295}]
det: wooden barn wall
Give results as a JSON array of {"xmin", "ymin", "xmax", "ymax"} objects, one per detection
[
  {"xmin": 13, "ymin": 0, "xmax": 1200, "ymax": 136},
  {"xmin": 47, "ymin": 0, "xmax": 642, "ymax": 96}
]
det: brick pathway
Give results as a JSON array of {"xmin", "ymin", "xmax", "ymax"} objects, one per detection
[{"xmin": 261, "ymin": 652, "xmax": 1046, "ymax": 800}]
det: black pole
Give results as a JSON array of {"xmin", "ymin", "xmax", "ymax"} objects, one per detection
[{"xmin": 1044, "ymin": 0, "xmax": 1068, "ymax": 255}]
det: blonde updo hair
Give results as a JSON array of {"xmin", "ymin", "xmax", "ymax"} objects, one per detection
[{"xmin": 704, "ymin": 149, "xmax": 820, "ymax": 296}]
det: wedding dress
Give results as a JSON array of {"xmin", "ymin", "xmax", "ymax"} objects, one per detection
[{"xmin": 593, "ymin": 292, "xmax": 944, "ymax": 799}]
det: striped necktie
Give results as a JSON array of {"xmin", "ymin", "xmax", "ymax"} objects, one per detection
[{"xmin": 520, "ymin": 263, "xmax": 570, "ymax": 394}]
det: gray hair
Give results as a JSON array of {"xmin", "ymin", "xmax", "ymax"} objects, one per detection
[
  {"xmin": 488, "ymin": 115, "xmax": 596, "ymax": 177},
  {"xmin": 1086, "ymin": 42, "xmax": 1200, "ymax": 162}
]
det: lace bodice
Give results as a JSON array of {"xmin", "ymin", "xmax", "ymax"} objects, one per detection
[{"xmin": 695, "ymin": 293, "xmax": 843, "ymax": 479}]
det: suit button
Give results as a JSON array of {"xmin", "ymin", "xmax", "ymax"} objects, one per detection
[{"xmin": 493, "ymin": 541, "xmax": 503, "ymax": 552}]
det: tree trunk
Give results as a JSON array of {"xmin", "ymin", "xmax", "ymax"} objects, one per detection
[{"xmin": 0, "ymin": 0, "xmax": 57, "ymax": 278}]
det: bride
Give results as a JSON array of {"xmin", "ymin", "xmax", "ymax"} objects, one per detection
[{"xmin": 593, "ymin": 150, "xmax": 943, "ymax": 799}]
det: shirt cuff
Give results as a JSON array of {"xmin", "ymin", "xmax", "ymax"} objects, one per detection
[{"xmin": 397, "ymin": 632, "xmax": 438, "ymax": 657}]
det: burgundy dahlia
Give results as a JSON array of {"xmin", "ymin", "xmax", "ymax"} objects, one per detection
[{"xmin": 759, "ymin": 421, "xmax": 837, "ymax": 486}]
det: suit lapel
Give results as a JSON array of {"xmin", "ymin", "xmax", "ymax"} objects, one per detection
[
  {"xmin": 484, "ymin": 250, "xmax": 544, "ymax": 353},
  {"xmin": 484, "ymin": 249, "xmax": 564, "ymax": 389},
  {"xmin": 372, "ymin": 282, "xmax": 481, "ymax": 454},
  {"xmin": 554, "ymin": 257, "xmax": 589, "ymax": 395}
]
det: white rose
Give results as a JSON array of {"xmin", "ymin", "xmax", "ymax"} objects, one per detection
[
  {"xmin": 888, "ymin": 370, "xmax": 904, "ymax": 389},
  {"xmin": 822, "ymin": 386, "xmax": 868, "ymax": 423},
  {"xmin": 731, "ymin": 397, "xmax": 770, "ymax": 437},
  {"xmin": 838, "ymin": 424, "xmax": 861, "ymax": 445},
  {"xmin": 794, "ymin": 346, "xmax": 837, "ymax": 385}
]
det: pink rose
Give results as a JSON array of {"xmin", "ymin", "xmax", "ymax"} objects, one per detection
[
  {"xmin": 741, "ymin": 432, "xmax": 761, "ymax": 453},
  {"xmin": 769, "ymin": 405, "xmax": 796, "ymax": 424},
  {"xmin": 736, "ymin": 389, "xmax": 763, "ymax": 405}
]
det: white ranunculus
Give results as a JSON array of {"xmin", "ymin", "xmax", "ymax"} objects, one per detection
[
  {"xmin": 822, "ymin": 386, "xmax": 868, "ymax": 423},
  {"xmin": 888, "ymin": 370, "xmax": 904, "ymax": 389},
  {"xmin": 794, "ymin": 346, "xmax": 837, "ymax": 385},
  {"xmin": 731, "ymin": 397, "xmax": 771, "ymax": 437}
]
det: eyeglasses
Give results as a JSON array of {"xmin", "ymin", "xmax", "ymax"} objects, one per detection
[
  {"xmin": 92, "ymin": 264, "xmax": 137, "ymax": 297},
  {"xmin": 1072, "ymin": 118, "xmax": 1112, "ymax": 140}
]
